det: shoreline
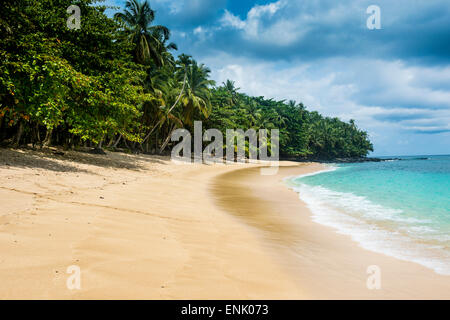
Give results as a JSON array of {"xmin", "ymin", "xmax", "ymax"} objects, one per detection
[
  {"xmin": 212, "ymin": 164, "xmax": 450, "ymax": 299},
  {"xmin": 286, "ymin": 166, "xmax": 450, "ymax": 277},
  {"xmin": 1, "ymin": 148, "xmax": 449, "ymax": 299}
]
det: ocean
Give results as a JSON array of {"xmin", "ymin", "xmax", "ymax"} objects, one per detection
[{"xmin": 286, "ymin": 155, "xmax": 450, "ymax": 275}]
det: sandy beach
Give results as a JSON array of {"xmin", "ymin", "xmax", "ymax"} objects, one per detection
[{"xmin": 0, "ymin": 148, "xmax": 449, "ymax": 299}]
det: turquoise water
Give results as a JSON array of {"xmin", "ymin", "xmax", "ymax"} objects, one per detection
[{"xmin": 287, "ymin": 155, "xmax": 450, "ymax": 275}]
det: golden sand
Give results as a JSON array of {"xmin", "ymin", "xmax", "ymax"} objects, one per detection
[{"xmin": 0, "ymin": 148, "xmax": 448, "ymax": 299}]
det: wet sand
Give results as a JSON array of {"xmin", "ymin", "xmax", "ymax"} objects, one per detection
[{"xmin": 212, "ymin": 165, "xmax": 450, "ymax": 299}]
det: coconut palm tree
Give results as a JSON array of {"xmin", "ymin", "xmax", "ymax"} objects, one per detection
[
  {"xmin": 222, "ymin": 79, "xmax": 240, "ymax": 105},
  {"xmin": 114, "ymin": 0, "xmax": 175, "ymax": 67},
  {"xmin": 139, "ymin": 56, "xmax": 191, "ymax": 147},
  {"xmin": 180, "ymin": 61, "xmax": 215, "ymax": 125},
  {"xmin": 145, "ymin": 58, "xmax": 214, "ymax": 153}
]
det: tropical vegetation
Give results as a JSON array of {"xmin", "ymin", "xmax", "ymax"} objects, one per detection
[{"xmin": 0, "ymin": 0, "xmax": 373, "ymax": 159}]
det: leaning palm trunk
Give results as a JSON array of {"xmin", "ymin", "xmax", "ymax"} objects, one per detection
[
  {"xmin": 141, "ymin": 71, "xmax": 187, "ymax": 145},
  {"xmin": 112, "ymin": 134, "xmax": 122, "ymax": 148},
  {"xmin": 159, "ymin": 125, "xmax": 177, "ymax": 153}
]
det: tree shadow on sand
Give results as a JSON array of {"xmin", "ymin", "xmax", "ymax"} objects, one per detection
[{"xmin": 0, "ymin": 147, "xmax": 168, "ymax": 173}]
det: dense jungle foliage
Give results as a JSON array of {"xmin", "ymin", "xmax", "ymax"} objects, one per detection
[{"xmin": 0, "ymin": 0, "xmax": 373, "ymax": 159}]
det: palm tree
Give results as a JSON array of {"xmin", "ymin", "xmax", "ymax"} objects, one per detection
[
  {"xmin": 288, "ymin": 100, "xmax": 297, "ymax": 108},
  {"xmin": 139, "ymin": 55, "xmax": 191, "ymax": 147},
  {"xmin": 150, "ymin": 59, "xmax": 215, "ymax": 153},
  {"xmin": 222, "ymin": 79, "xmax": 240, "ymax": 105},
  {"xmin": 180, "ymin": 61, "xmax": 215, "ymax": 125},
  {"xmin": 114, "ymin": 0, "xmax": 175, "ymax": 66}
]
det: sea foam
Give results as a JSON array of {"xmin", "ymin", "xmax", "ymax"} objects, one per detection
[{"xmin": 287, "ymin": 168, "xmax": 450, "ymax": 276}]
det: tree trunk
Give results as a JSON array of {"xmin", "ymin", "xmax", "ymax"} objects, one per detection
[
  {"xmin": 36, "ymin": 123, "xmax": 41, "ymax": 143},
  {"xmin": 122, "ymin": 137, "xmax": 130, "ymax": 150},
  {"xmin": 97, "ymin": 139, "xmax": 103, "ymax": 149},
  {"xmin": 159, "ymin": 126, "xmax": 176, "ymax": 153},
  {"xmin": 141, "ymin": 71, "xmax": 187, "ymax": 145},
  {"xmin": 107, "ymin": 136, "xmax": 115, "ymax": 147},
  {"xmin": 0, "ymin": 116, "xmax": 5, "ymax": 142},
  {"xmin": 112, "ymin": 134, "xmax": 122, "ymax": 148},
  {"xmin": 31, "ymin": 122, "xmax": 37, "ymax": 148},
  {"xmin": 65, "ymin": 133, "xmax": 74, "ymax": 150},
  {"xmin": 13, "ymin": 121, "xmax": 24, "ymax": 147},
  {"xmin": 43, "ymin": 128, "xmax": 52, "ymax": 147}
]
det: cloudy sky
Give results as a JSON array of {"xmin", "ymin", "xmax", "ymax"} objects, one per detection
[{"xmin": 105, "ymin": 0, "xmax": 450, "ymax": 156}]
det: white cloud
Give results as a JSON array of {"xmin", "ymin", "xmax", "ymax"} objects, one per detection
[
  {"xmin": 245, "ymin": 1, "xmax": 284, "ymax": 37},
  {"xmin": 334, "ymin": 60, "xmax": 450, "ymax": 109},
  {"xmin": 200, "ymin": 53, "xmax": 450, "ymax": 154},
  {"xmin": 248, "ymin": 1, "xmax": 282, "ymax": 18},
  {"xmin": 218, "ymin": 1, "xmax": 304, "ymax": 45},
  {"xmin": 193, "ymin": 26, "xmax": 203, "ymax": 35},
  {"xmin": 220, "ymin": 10, "xmax": 245, "ymax": 29}
]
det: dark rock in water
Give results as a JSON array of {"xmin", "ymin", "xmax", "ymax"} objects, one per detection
[
  {"xmin": 336, "ymin": 157, "xmax": 430, "ymax": 162},
  {"xmin": 332, "ymin": 157, "xmax": 400, "ymax": 163},
  {"xmin": 281, "ymin": 156, "xmax": 402, "ymax": 163},
  {"xmin": 322, "ymin": 157, "xmax": 379, "ymax": 163},
  {"xmin": 328, "ymin": 157, "xmax": 406, "ymax": 163}
]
